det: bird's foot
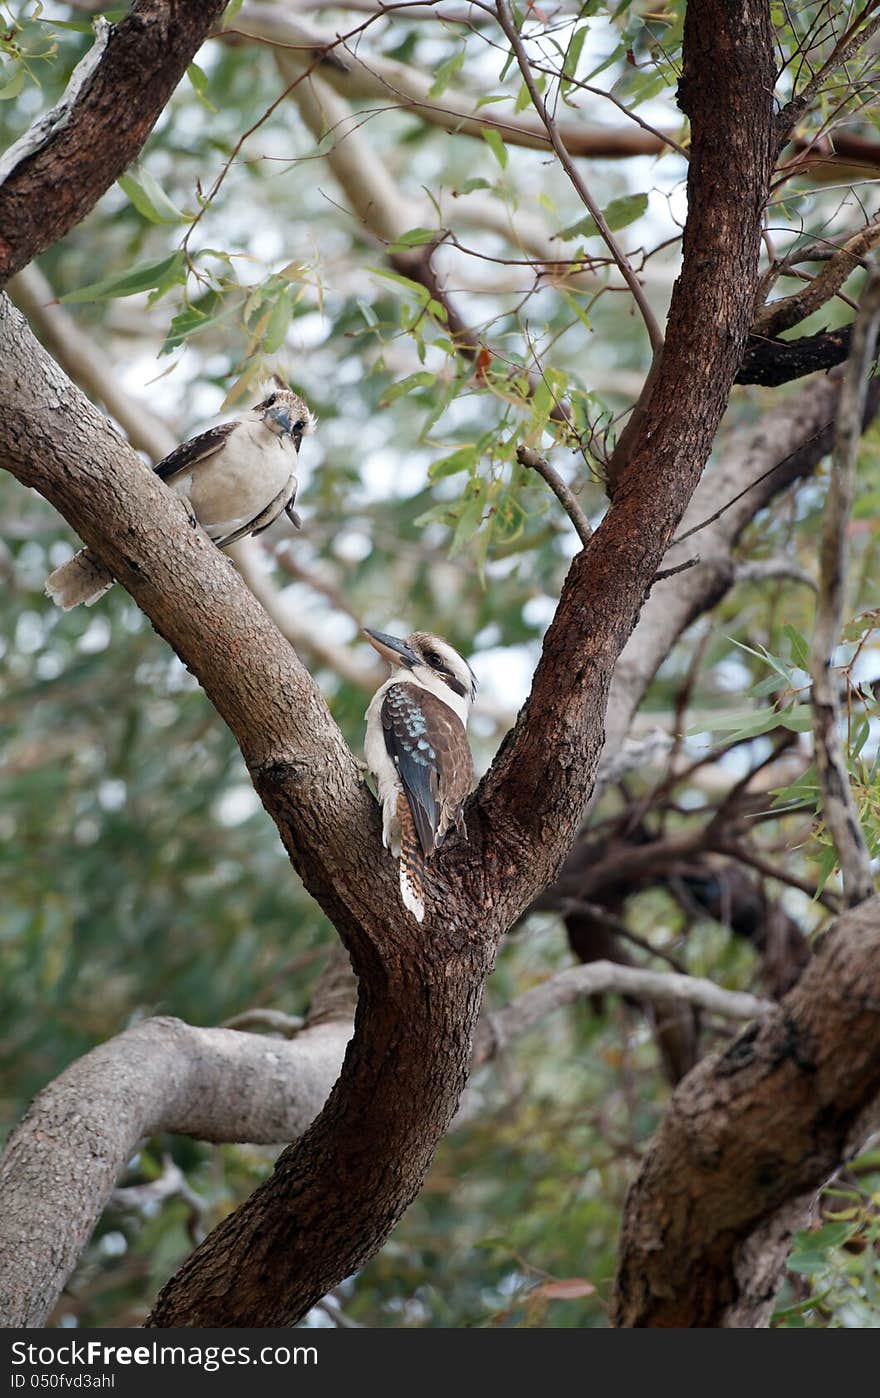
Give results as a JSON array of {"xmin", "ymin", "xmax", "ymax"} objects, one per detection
[{"xmin": 354, "ymin": 756, "xmax": 370, "ymax": 783}]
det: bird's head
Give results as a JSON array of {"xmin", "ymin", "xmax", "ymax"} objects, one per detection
[
  {"xmin": 364, "ymin": 627, "xmax": 478, "ymax": 709},
  {"xmin": 253, "ymin": 386, "xmax": 317, "ymax": 450}
]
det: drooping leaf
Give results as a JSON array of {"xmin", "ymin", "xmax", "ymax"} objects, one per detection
[{"xmin": 555, "ymin": 192, "xmax": 649, "ymax": 242}]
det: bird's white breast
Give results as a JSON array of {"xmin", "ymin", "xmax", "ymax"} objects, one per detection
[
  {"xmin": 185, "ymin": 417, "xmax": 295, "ymax": 536},
  {"xmin": 365, "ymin": 679, "xmax": 406, "ymax": 854}
]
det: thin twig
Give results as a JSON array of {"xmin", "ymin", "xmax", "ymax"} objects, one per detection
[
  {"xmin": 809, "ymin": 264, "xmax": 880, "ymax": 908},
  {"xmin": 653, "ymin": 555, "xmax": 700, "ymax": 583},
  {"xmin": 711, "ymin": 838, "xmax": 841, "ymax": 912},
  {"xmin": 491, "ymin": 0, "xmax": 664, "ymax": 357},
  {"xmin": 473, "ymin": 961, "xmax": 772, "ymax": 1066},
  {"xmin": 516, "ymin": 444, "xmax": 592, "ymax": 546},
  {"xmin": 779, "ymin": 2, "xmax": 880, "ymax": 136}
]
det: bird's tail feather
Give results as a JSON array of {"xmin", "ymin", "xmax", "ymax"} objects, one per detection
[
  {"xmin": 397, "ymin": 794, "xmax": 426, "ymax": 923},
  {"xmin": 45, "ymin": 548, "xmax": 114, "ymax": 610}
]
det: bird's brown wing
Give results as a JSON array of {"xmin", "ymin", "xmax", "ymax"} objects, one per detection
[
  {"xmin": 381, "ymin": 684, "xmax": 474, "ymax": 857},
  {"xmin": 154, "ymin": 421, "xmax": 239, "ymax": 481},
  {"xmin": 210, "ymin": 474, "xmax": 297, "ymax": 549}
]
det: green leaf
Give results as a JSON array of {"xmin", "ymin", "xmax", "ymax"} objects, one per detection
[
  {"xmin": 160, "ymin": 292, "xmax": 228, "ymax": 355},
  {"xmin": 781, "ymin": 623, "xmax": 811, "ymax": 673},
  {"xmin": 356, "ymin": 299, "xmax": 378, "ymax": 328},
  {"xmin": 514, "ymin": 81, "xmax": 532, "ymax": 115},
  {"xmin": 429, "ymin": 447, "xmax": 477, "ymax": 481},
  {"xmin": 778, "ymin": 704, "xmax": 814, "ymax": 733},
  {"xmin": 561, "ymin": 24, "xmax": 589, "ymax": 90},
  {"xmin": 428, "ymin": 48, "xmax": 465, "ymax": 98},
  {"xmin": 813, "ymin": 842, "xmax": 838, "ymax": 897},
  {"xmin": 263, "ymin": 289, "xmax": 293, "ymax": 354},
  {"xmin": 481, "ymin": 128, "xmax": 508, "ymax": 170},
  {"xmin": 555, "ymin": 192, "xmax": 648, "ymax": 242},
  {"xmin": 0, "ymin": 67, "xmax": 25, "ymax": 101},
  {"xmin": 450, "ymin": 488, "xmax": 487, "ymax": 556},
  {"xmin": 187, "ymin": 61, "xmax": 217, "ymax": 113},
  {"xmin": 367, "ymin": 266, "xmax": 433, "ymax": 305},
  {"xmin": 730, "ymin": 637, "xmax": 796, "ymax": 686},
  {"xmin": 222, "ymin": 0, "xmax": 245, "ymax": 27},
  {"xmin": 60, "ymin": 252, "xmax": 185, "ymax": 304},
  {"xmin": 387, "ymin": 227, "xmax": 439, "ymax": 253},
  {"xmin": 118, "ymin": 169, "xmax": 189, "ymax": 225},
  {"xmin": 456, "ymin": 177, "xmax": 490, "ymax": 196},
  {"xmin": 380, "ymin": 371, "xmax": 435, "ymax": 406}
]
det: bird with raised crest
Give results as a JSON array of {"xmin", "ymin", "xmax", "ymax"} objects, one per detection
[
  {"xmin": 44, "ymin": 385, "xmax": 316, "ymax": 610},
  {"xmin": 363, "ymin": 627, "xmax": 477, "ymax": 922}
]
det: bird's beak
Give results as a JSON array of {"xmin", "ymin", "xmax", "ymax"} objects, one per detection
[
  {"xmin": 363, "ymin": 628, "xmax": 419, "ymax": 668},
  {"xmin": 266, "ymin": 403, "xmax": 294, "ymax": 436}
]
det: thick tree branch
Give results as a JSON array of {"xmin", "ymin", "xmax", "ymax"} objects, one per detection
[
  {"xmin": 611, "ymin": 895, "xmax": 880, "ymax": 1327},
  {"xmin": 809, "ymin": 266, "xmax": 880, "ymax": 908},
  {"xmin": 0, "ymin": 1, "xmax": 229, "ymax": 285},
  {"xmin": 0, "ymin": 1011, "xmax": 352, "ymax": 1328},
  {"xmin": 475, "ymin": 0, "xmax": 776, "ymax": 890},
  {"xmin": 2, "ymin": 945, "xmax": 765, "ymax": 1326},
  {"xmin": 736, "ymin": 323, "xmax": 878, "ymax": 386}
]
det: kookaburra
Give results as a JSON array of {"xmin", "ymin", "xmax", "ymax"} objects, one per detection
[
  {"xmin": 364, "ymin": 627, "xmax": 477, "ymax": 922},
  {"xmin": 45, "ymin": 387, "xmax": 316, "ymax": 610}
]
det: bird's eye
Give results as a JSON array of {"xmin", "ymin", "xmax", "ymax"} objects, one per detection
[
  {"xmin": 427, "ymin": 651, "xmax": 443, "ymax": 666},
  {"xmin": 265, "ymin": 393, "xmax": 277, "ymax": 407},
  {"xmin": 293, "ymin": 419, "xmax": 305, "ymax": 434}
]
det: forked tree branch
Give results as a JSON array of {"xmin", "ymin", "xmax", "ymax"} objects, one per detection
[{"xmin": 0, "ymin": 0, "xmax": 803, "ymax": 1332}]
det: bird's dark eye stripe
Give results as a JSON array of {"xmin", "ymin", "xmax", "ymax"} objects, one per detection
[
  {"xmin": 265, "ymin": 392, "xmax": 277, "ymax": 407},
  {"xmin": 293, "ymin": 419, "xmax": 306, "ymax": 433}
]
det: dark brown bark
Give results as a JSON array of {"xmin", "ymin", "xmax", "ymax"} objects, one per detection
[
  {"xmin": 737, "ymin": 326, "xmax": 862, "ymax": 385},
  {"xmin": 1, "ymin": 0, "xmax": 780, "ymax": 1330},
  {"xmin": 611, "ymin": 896, "xmax": 880, "ymax": 1327},
  {"xmin": 0, "ymin": 1, "xmax": 228, "ymax": 285}
]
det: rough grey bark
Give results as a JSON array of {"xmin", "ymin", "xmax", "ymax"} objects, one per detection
[{"xmin": 0, "ymin": 1015, "xmax": 352, "ymax": 1328}]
